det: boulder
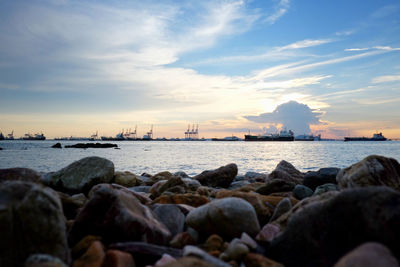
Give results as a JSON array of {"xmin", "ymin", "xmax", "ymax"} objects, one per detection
[
  {"xmin": 0, "ymin": 167, "xmax": 43, "ymax": 183},
  {"xmin": 153, "ymin": 193, "xmax": 209, "ymax": 207},
  {"xmin": 153, "ymin": 204, "xmax": 186, "ymax": 237},
  {"xmin": 52, "ymin": 143, "xmax": 62, "ymax": 149},
  {"xmin": 337, "ymin": 155, "xmax": 400, "ymax": 190},
  {"xmin": 44, "ymin": 156, "xmax": 114, "ymax": 194},
  {"xmin": 269, "ymin": 160, "xmax": 304, "ymax": 184},
  {"xmin": 292, "ymin": 184, "xmax": 313, "ymax": 200},
  {"xmin": 303, "ymin": 168, "xmax": 339, "ymax": 190},
  {"xmin": 113, "ymin": 171, "xmax": 141, "ymax": 187},
  {"xmin": 256, "ymin": 179, "xmax": 296, "ymax": 195},
  {"xmin": 268, "ymin": 186, "xmax": 400, "ymax": 267},
  {"xmin": 334, "ymin": 242, "xmax": 399, "ymax": 267},
  {"xmin": 68, "ymin": 184, "xmax": 171, "ymax": 246},
  {"xmin": 0, "ymin": 181, "xmax": 69, "ymax": 267},
  {"xmin": 194, "ymin": 163, "xmax": 238, "ymax": 188},
  {"xmin": 186, "ymin": 197, "xmax": 260, "ymax": 240},
  {"xmin": 313, "ymin": 183, "xmax": 339, "ymax": 196}
]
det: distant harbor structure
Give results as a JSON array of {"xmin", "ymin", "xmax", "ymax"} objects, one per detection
[
  {"xmin": 185, "ymin": 124, "xmax": 199, "ymax": 140},
  {"xmin": 142, "ymin": 125, "xmax": 153, "ymax": 140}
]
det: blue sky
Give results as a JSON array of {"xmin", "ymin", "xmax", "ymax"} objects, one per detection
[{"xmin": 0, "ymin": 0, "xmax": 400, "ymax": 138}]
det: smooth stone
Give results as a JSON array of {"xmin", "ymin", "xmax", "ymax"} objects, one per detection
[
  {"xmin": 244, "ymin": 253, "xmax": 284, "ymax": 267},
  {"xmin": 162, "ymin": 256, "xmax": 215, "ymax": 267},
  {"xmin": 154, "ymin": 254, "xmax": 176, "ymax": 266},
  {"xmin": 269, "ymin": 160, "xmax": 304, "ymax": 184},
  {"xmin": 268, "ymin": 186, "xmax": 400, "ymax": 267},
  {"xmin": 103, "ymin": 249, "xmax": 135, "ymax": 267},
  {"xmin": 220, "ymin": 238, "xmax": 249, "ymax": 261},
  {"xmin": 174, "ymin": 171, "xmax": 189, "ymax": 178},
  {"xmin": 303, "ymin": 168, "xmax": 339, "ymax": 190},
  {"xmin": 0, "ymin": 181, "xmax": 69, "ymax": 267},
  {"xmin": 256, "ymin": 179, "xmax": 296, "ymax": 195},
  {"xmin": 25, "ymin": 254, "xmax": 68, "ymax": 267},
  {"xmin": 57, "ymin": 192, "xmax": 88, "ymax": 220},
  {"xmin": 0, "ymin": 167, "xmax": 43, "ymax": 183},
  {"xmin": 256, "ymin": 223, "xmax": 281, "ymax": 243},
  {"xmin": 186, "ymin": 197, "xmax": 260, "ymax": 240},
  {"xmin": 292, "ymin": 184, "xmax": 313, "ymax": 200},
  {"xmin": 150, "ymin": 177, "xmax": 187, "ymax": 198},
  {"xmin": 153, "ymin": 193, "xmax": 209, "ymax": 207},
  {"xmin": 334, "ymin": 242, "xmax": 399, "ymax": 267},
  {"xmin": 129, "ymin": 185, "xmax": 151, "ymax": 193},
  {"xmin": 153, "ymin": 204, "xmax": 186, "ymax": 237},
  {"xmin": 114, "ymin": 171, "xmax": 141, "ymax": 187},
  {"xmin": 234, "ymin": 175, "xmax": 246, "ymax": 181},
  {"xmin": 68, "ymin": 184, "xmax": 171, "ymax": 246},
  {"xmin": 194, "ymin": 163, "xmax": 238, "ymax": 188},
  {"xmin": 44, "ymin": 156, "xmax": 114, "ymax": 194},
  {"xmin": 201, "ymin": 234, "xmax": 225, "ymax": 253},
  {"xmin": 269, "ymin": 197, "xmax": 292, "ymax": 222},
  {"xmin": 313, "ymin": 183, "xmax": 339, "ymax": 196},
  {"xmin": 245, "ymin": 171, "xmax": 268, "ymax": 182},
  {"xmin": 71, "ymin": 235, "xmax": 102, "ymax": 260},
  {"xmin": 170, "ymin": 232, "xmax": 196, "ymax": 249},
  {"xmin": 89, "ymin": 183, "xmax": 152, "ymax": 205},
  {"xmin": 182, "ymin": 178, "xmax": 201, "ymax": 191},
  {"xmin": 337, "ymin": 155, "xmax": 400, "ymax": 190},
  {"xmin": 183, "ymin": 246, "xmax": 231, "ymax": 267},
  {"xmin": 240, "ymin": 232, "xmax": 258, "ymax": 250},
  {"xmin": 72, "ymin": 240, "xmax": 105, "ymax": 267},
  {"xmin": 228, "ymin": 180, "xmax": 251, "ymax": 190},
  {"xmin": 52, "ymin": 143, "xmax": 62, "ymax": 148}
]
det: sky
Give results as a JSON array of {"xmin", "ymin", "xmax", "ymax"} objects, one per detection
[{"xmin": 1, "ymin": 0, "xmax": 400, "ymax": 139}]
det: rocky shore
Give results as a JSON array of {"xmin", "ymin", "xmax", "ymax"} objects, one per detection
[{"xmin": 1, "ymin": 155, "xmax": 400, "ymax": 267}]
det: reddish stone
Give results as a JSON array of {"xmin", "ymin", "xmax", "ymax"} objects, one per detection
[
  {"xmin": 72, "ymin": 241, "xmax": 105, "ymax": 267},
  {"xmin": 244, "ymin": 253, "xmax": 284, "ymax": 267},
  {"xmin": 103, "ymin": 250, "xmax": 135, "ymax": 267},
  {"xmin": 152, "ymin": 193, "xmax": 209, "ymax": 207},
  {"xmin": 256, "ymin": 224, "xmax": 281, "ymax": 243}
]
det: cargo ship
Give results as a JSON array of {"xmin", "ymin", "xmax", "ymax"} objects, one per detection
[
  {"xmin": 295, "ymin": 134, "xmax": 321, "ymax": 141},
  {"xmin": 344, "ymin": 132, "xmax": 387, "ymax": 141},
  {"xmin": 245, "ymin": 129, "xmax": 294, "ymax": 141},
  {"xmin": 22, "ymin": 132, "xmax": 46, "ymax": 140}
]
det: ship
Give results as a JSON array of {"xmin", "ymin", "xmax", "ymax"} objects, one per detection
[
  {"xmin": 0, "ymin": 132, "xmax": 4, "ymax": 140},
  {"xmin": 245, "ymin": 129, "xmax": 294, "ymax": 141},
  {"xmin": 5, "ymin": 131, "xmax": 14, "ymax": 140},
  {"xmin": 101, "ymin": 131, "xmax": 125, "ymax": 141},
  {"xmin": 22, "ymin": 132, "xmax": 46, "ymax": 140},
  {"xmin": 295, "ymin": 134, "xmax": 321, "ymax": 141},
  {"xmin": 212, "ymin": 135, "xmax": 240, "ymax": 141},
  {"xmin": 344, "ymin": 132, "xmax": 387, "ymax": 142},
  {"xmin": 142, "ymin": 125, "xmax": 153, "ymax": 141},
  {"xmin": 123, "ymin": 127, "xmax": 138, "ymax": 140}
]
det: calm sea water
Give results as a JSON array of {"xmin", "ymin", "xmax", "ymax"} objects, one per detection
[{"xmin": 1, "ymin": 140, "xmax": 399, "ymax": 176}]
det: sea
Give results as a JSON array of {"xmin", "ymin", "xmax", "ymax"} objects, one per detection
[{"xmin": 1, "ymin": 140, "xmax": 400, "ymax": 176}]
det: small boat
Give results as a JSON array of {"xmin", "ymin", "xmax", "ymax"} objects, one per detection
[
  {"xmin": 344, "ymin": 132, "xmax": 387, "ymax": 141},
  {"xmin": 22, "ymin": 132, "xmax": 46, "ymax": 140},
  {"xmin": 245, "ymin": 129, "xmax": 294, "ymax": 141}
]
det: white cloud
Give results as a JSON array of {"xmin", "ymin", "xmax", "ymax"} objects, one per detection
[
  {"xmin": 265, "ymin": 0, "xmax": 290, "ymax": 24},
  {"xmin": 345, "ymin": 46, "xmax": 400, "ymax": 52},
  {"xmin": 372, "ymin": 75, "xmax": 400, "ymax": 83},
  {"xmin": 277, "ymin": 39, "xmax": 333, "ymax": 51}
]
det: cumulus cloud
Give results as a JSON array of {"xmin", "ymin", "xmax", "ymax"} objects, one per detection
[{"xmin": 244, "ymin": 101, "xmax": 323, "ymax": 135}]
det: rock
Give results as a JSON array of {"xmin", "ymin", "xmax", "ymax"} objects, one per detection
[
  {"xmin": 150, "ymin": 177, "xmax": 187, "ymax": 198},
  {"xmin": 194, "ymin": 163, "xmax": 238, "ymax": 188},
  {"xmin": 0, "ymin": 167, "xmax": 43, "ymax": 183},
  {"xmin": 244, "ymin": 253, "xmax": 284, "ymax": 267},
  {"xmin": 71, "ymin": 235, "xmax": 102, "ymax": 260},
  {"xmin": 89, "ymin": 183, "xmax": 151, "ymax": 205},
  {"xmin": 0, "ymin": 181, "xmax": 69, "ymax": 267},
  {"xmin": 153, "ymin": 193, "xmax": 209, "ymax": 207},
  {"xmin": 52, "ymin": 143, "xmax": 62, "ymax": 148},
  {"xmin": 337, "ymin": 155, "xmax": 400, "ymax": 190},
  {"xmin": 114, "ymin": 171, "xmax": 140, "ymax": 187},
  {"xmin": 65, "ymin": 143, "xmax": 118, "ymax": 148},
  {"xmin": 25, "ymin": 254, "xmax": 68, "ymax": 267},
  {"xmin": 269, "ymin": 160, "xmax": 304, "ymax": 183},
  {"xmin": 103, "ymin": 249, "xmax": 135, "ymax": 267},
  {"xmin": 155, "ymin": 254, "xmax": 176, "ymax": 266},
  {"xmin": 182, "ymin": 178, "xmax": 202, "ymax": 191},
  {"xmin": 292, "ymin": 184, "xmax": 313, "ymax": 200},
  {"xmin": 245, "ymin": 171, "xmax": 269, "ymax": 182},
  {"xmin": 313, "ymin": 183, "xmax": 339, "ymax": 196},
  {"xmin": 170, "ymin": 232, "xmax": 196, "ymax": 249},
  {"xmin": 228, "ymin": 180, "xmax": 251, "ymax": 190},
  {"xmin": 240, "ymin": 232, "xmax": 258, "ymax": 250},
  {"xmin": 44, "ymin": 156, "xmax": 114, "ymax": 194},
  {"xmin": 57, "ymin": 192, "xmax": 88, "ymax": 220},
  {"xmin": 68, "ymin": 184, "xmax": 171, "ymax": 246},
  {"xmin": 220, "ymin": 238, "xmax": 249, "ymax": 261},
  {"xmin": 153, "ymin": 204, "xmax": 186, "ymax": 237},
  {"xmin": 256, "ymin": 223, "xmax": 281, "ymax": 243},
  {"xmin": 268, "ymin": 186, "xmax": 400, "ymax": 267},
  {"xmin": 174, "ymin": 171, "xmax": 189, "ymax": 178},
  {"xmin": 334, "ymin": 242, "xmax": 399, "ymax": 267},
  {"xmin": 72, "ymin": 240, "xmax": 105, "ymax": 267},
  {"xmin": 162, "ymin": 256, "xmax": 215, "ymax": 267},
  {"xmin": 186, "ymin": 197, "xmax": 260, "ymax": 240},
  {"xmin": 183, "ymin": 246, "xmax": 231, "ymax": 267},
  {"xmin": 0, "ymin": 147, "xmax": 2, "ymax": 150},
  {"xmin": 269, "ymin": 197, "xmax": 292, "ymax": 222},
  {"xmin": 129, "ymin": 185, "xmax": 151, "ymax": 193},
  {"xmin": 256, "ymin": 179, "xmax": 296, "ymax": 195},
  {"xmin": 109, "ymin": 242, "xmax": 182, "ymax": 266},
  {"xmin": 136, "ymin": 175, "xmax": 153, "ymax": 186},
  {"xmin": 303, "ymin": 168, "xmax": 339, "ymax": 190},
  {"xmin": 200, "ymin": 234, "xmax": 225, "ymax": 254}
]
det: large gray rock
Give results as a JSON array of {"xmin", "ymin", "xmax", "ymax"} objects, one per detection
[
  {"xmin": 194, "ymin": 163, "xmax": 237, "ymax": 188},
  {"xmin": 186, "ymin": 197, "xmax": 260, "ymax": 240},
  {"xmin": 0, "ymin": 167, "xmax": 43, "ymax": 183},
  {"xmin": 303, "ymin": 168, "xmax": 339, "ymax": 190},
  {"xmin": 44, "ymin": 156, "xmax": 114, "ymax": 194},
  {"xmin": 0, "ymin": 181, "xmax": 69, "ymax": 267},
  {"xmin": 292, "ymin": 184, "xmax": 313, "ymax": 200},
  {"xmin": 269, "ymin": 161, "xmax": 304, "ymax": 184},
  {"xmin": 68, "ymin": 184, "xmax": 171, "ymax": 246},
  {"xmin": 337, "ymin": 155, "xmax": 400, "ymax": 190},
  {"xmin": 313, "ymin": 183, "xmax": 339, "ymax": 196},
  {"xmin": 268, "ymin": 186, "xmax": 400, "ymax": 267},
  {"xmin": 256, "ymin": 179, "xmax": 296, "ymax": 195},
  {"xmin": 153, "ymin": 204, "xmax": 186, "ymax": 237}
]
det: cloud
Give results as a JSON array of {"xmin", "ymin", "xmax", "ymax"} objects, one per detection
[
  {"xmin": 345, "ymin": 46, "xmax": 400, "ymax": 52},
  {"xmin": 244, "ymin": 101, "xmax": 323, "ymax": 135},
  {"xmin": 277, "ymin": 39, "xmax": 332, "ymax": 51},
  {"xmin": 265, "ymin": 0, "xmax": 290, "ymax": 24},
  {"xmin": 371, "ymin": 5, "xmax": 399, "ymax": 19},
  {"xmin": 372, "ymin": 74, "xmax": 400, "ymax": 83}
]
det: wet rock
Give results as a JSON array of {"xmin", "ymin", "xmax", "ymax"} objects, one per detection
[
  {"xmin": 25, "ymin": 254, "xmax": 68, "ymax": 267},
  {"xmin": 114, "ymin": 171, "xmax": 141, "ymax": 187},
  {"xmin": 68, "ymin": 184, "xmax": 171, "ymax": 246},
  {"xmin": 183, "ymin": 246, "xmax": 231, "ymax": 267},
  {"xmin": 44, "ymin": 156, "xmax": 114, "ymax": 194},
  {"xmin": 194, "ymin": 163, "xmax": 238, "ymax": 188},
  {"xmin": 186, "ymin": 197, "xmax": 260, "ymax": 240},
  {"xmin": 103, "ymin": 249, "xmax": 135, "ymax": 267},
  {"xmin": 269, "ymin": 197, "xmax": 292, "ymax": 222},
  {"xmin": 52, "ymin": 143, "xmax": 62, "ymax": 149},
  {"xmin": 0, "ymin": 167, "xmax": 43, "ymax": 183},
  {"xmin": 153, "ymin": 193, "xmax": 209, "ymax": 207},
  {"xmin": 256, "ymin": 223, "xmax": 281, "ymax": 244},
  {"xmin": 334, "ymin": 242, "xmax": 399, "ymax": 267},
  {"xmin": 269, "ymin": 160, "xmax": 304, "ymax": 183},
  {"xmin": 153, "ymin": 204, "xmax": 186, "ymax": 237},
  {"xmin": 65, "ymin": 143, "xmax": 117, "ymax": 148},
  {"xmin": 268, "ymin": 186, "xmax": 400, "ymax": 267},
  {"xmin": 72, "ymin": 240, "xmax": 105, "ymax": 267},
  {"xmin": 313, "ymin": 183, "xmax": 339, "ymax": 196},
  {"xmin": 303, "ymin": 168, "xmax": 339, "ymax": 190},
  {"xmin": 337, "ymin": 155, "xmax": 400, "ymax": 189},
  {"xmin": 170, "ymin": 232, "xmax": 196, "ymax": 249},
  {"xmin": 292, "ymin": 184, "xmax": 313, "ymax": 200},
  {"xmin": 0, "ymin": 181, "xmax": 69, "ymax": 267},
  {"xmin": 162, "ymin": 256, "xmax": 215, "ymax": 267},
  {"xmin": 109, "ymin": 242, "xmax": 182, "ymax": 266},
  {"xmin": 244, "ymin": 253, "xmax": 284, "ymax": 267},
  {"xmin": 57, "ymin": 192, "xmax": 87, "ymax": 220},
  {"xmin": 256, "ymin": 179, "xmax": 296, "ymax": 195}
]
